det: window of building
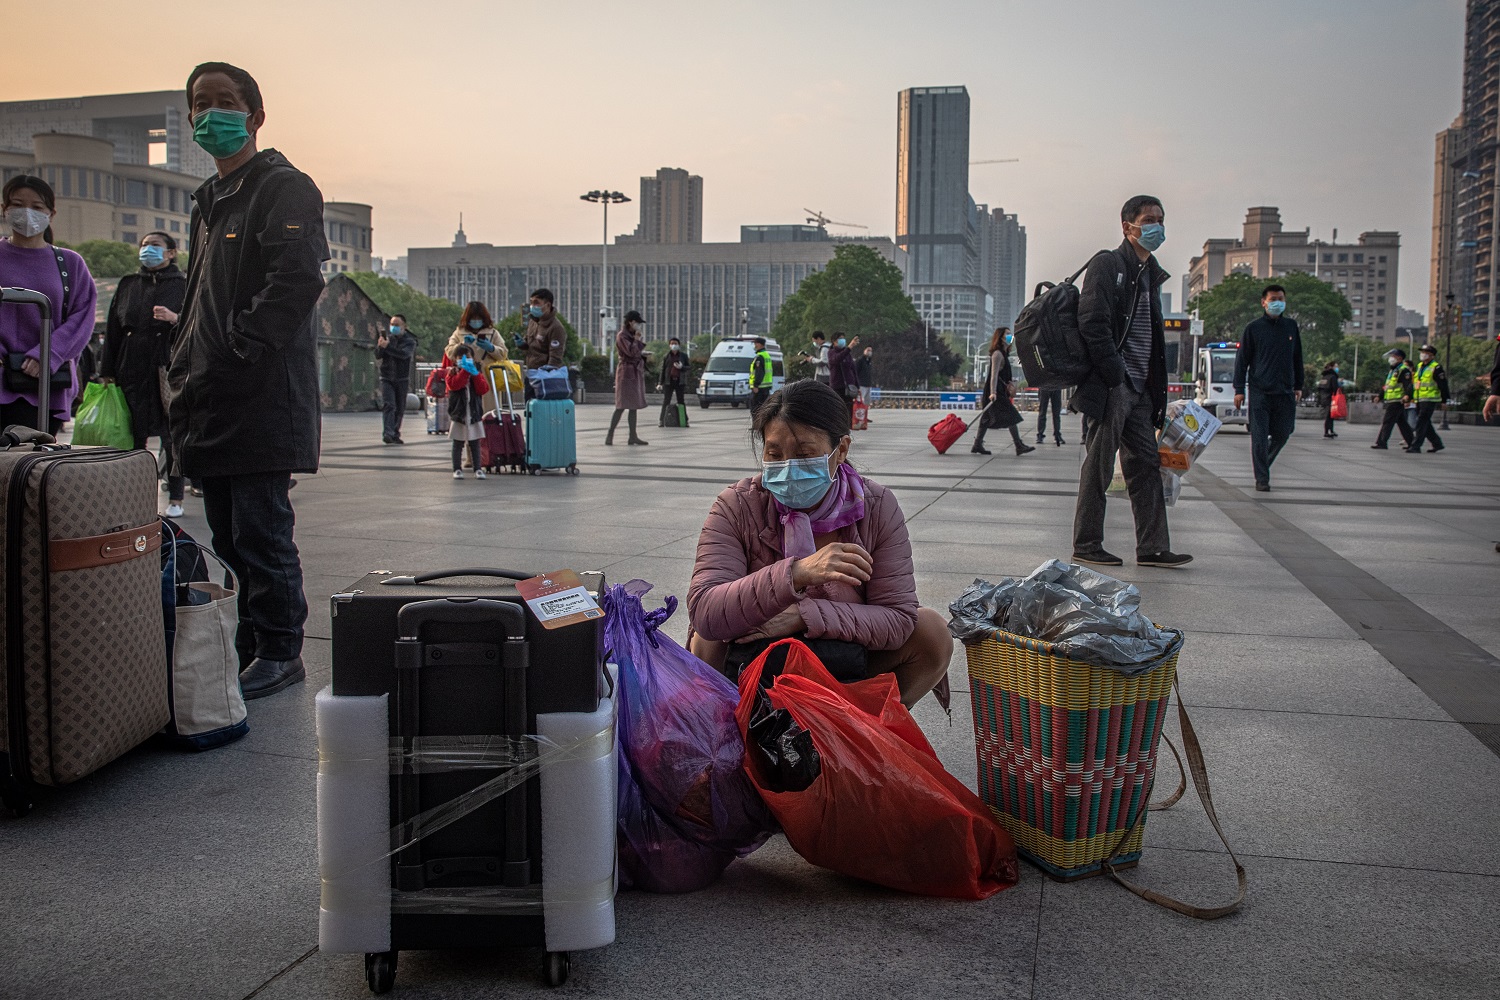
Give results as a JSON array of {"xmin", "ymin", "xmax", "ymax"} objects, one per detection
[
  {"xmin": 341, "ymin": 250, "xmax": 348, "ymax": 261},
  {"xmin": 122, "ymin": 231, "xmax": 137, "ymax": 244},
  {"xmin": 1354, "ymin": 282, "xmax": 1363, "ymax": 290},
  {"xmin": 125, "ymin": 180, "xmax": 147, "ymax": 206},
  {"xmin": 1337, "ymin": 253, "xmax": 1348, "ymax": 263},
  {"xmin": 1306, "ymin": 253, "xmax": 1315, "ymax": 263},
  {"xmin": 1353, "ymin": 253, "xmax": 1364, "ymax": 263},
  {"xmin": 1352, "ymin": 321, "xmax": 1361, "ymax": 328},
  {"xmin": 1376, "ymin": 309, "xmax": 1385, "ymax": 316},
  {"xmin": 1378, "ymin": 256, "xmax": 1387, "ymax": 263},
  {"xmin": 170, "ymin": 220, "xmax": 181, "ymax": 233},
  {"xmin": 121, "ymin": 213, "xmax": 137, "ymax": 226},
  {"xmin": 1376, "ymin": 322, "xmax": 1384, "ymax": 330},
  {"xmin": 152, "ymin": 184, "xmax": 164, "ymax": 209},
  {"xmin": 154, "ymin": 217, "xmax": 166, "ymax": 230},
  {"xmin": 354, "ymin": 254, "xmax": 360, "ymax": 264},
  {"xmin": 1376, "ymin": 296, "xmax": 1385, "ymax": 303},
  {"xmin": 1337, "ymin": 282, "xmax": 1347, "ymax": 289},
  {"xmin": 1322, "ymin": 253, "xmax": 1332, "ymax": 263},
  {"xmin": 1352, "ymin": 308, "xmax": 1361, "ymax": 316},
  {"xmin": 1337, "ymin": 270, "xmax": 1347, "ymax": 277},
  {"xmin": 1377, "ymin": 270, "xmax": 1386, "ymax": 277},
  {"xmin": 169, "ymin": 188, "xmax": 178, "ymax": 212},
  {"xmin": 60, "ymin": 170, "xmax": 71, "ymax": 197}
]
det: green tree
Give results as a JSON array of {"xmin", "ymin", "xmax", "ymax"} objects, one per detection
[
  {"xmin": 346, "ymin": 272, "xmax": 461, "ymax": 360},
  {"xmin": 870, "ymin": 321, "xmax": 962, "ymax": 389},
  {"xmin": 65, "ymin": 239, "xmax": 140, "ymax": 279},
  {"xmin": 492, "ymin": 309, "xmax": 584, "ymax": 365},
  {"xmin": 1190, "ymin": 271, "xmax": 1352, "ymax": 358}
]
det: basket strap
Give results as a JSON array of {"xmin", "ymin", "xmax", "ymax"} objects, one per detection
[
  {"xmin": 1102, "ymin": 688, "xmax": 1247, "ymax": 919},
  {"xmin": 1149, "ymin": 735, "xmax": 1186, "ymax": 811}
]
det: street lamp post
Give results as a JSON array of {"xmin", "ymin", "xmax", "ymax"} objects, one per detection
[
  {"xmin": 580, "ymin": 189, "xmax": 631, "ymax": 356},
  {"xmin": 1442, "ymin": 292, "xmax": 1455, "ymax": 431}
]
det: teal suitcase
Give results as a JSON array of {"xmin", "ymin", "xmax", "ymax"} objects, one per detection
[{"xmin": 525, "ymin": 399, "xmax": 578, "ymax": 475}]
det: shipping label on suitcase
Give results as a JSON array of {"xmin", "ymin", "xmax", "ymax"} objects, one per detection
[
  {"xmin": 525, "ymin": 399, "xmax": 577, "ymax": 474},
  {"xmin": 1, "ymin": 448, "xmax": 170, "ymax": 800}
]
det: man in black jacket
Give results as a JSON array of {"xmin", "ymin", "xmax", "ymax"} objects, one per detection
[
  {"xmin": 1233, "ymin": 285, "xmax": 1304, "ymax": 490},
  {"xmin": 657, "ymin": 336, "xmax": 690, "ymax": 427},
  {"xmin": 1070, "ymin": 195, "xmax": 1191, "ymax": 568},
  {"xmin": 377, "ymin": 313, "xmax": 417, "ymax": 443},
  {"xmin": 167, "ymin": 62, "xmax": 329, "ymax": 699}
]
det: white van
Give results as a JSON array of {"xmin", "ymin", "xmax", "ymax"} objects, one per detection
[
  {"xmin": 1198, "ymin": 342, "xmax": 1247, "ymax": 427},
  {"xmin": 696, "ymin": 337, "xmax": 785, "ymax": 408}
]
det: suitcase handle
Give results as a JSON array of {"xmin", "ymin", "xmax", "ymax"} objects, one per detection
[
  {"xmin": 382, "ymin": 567, "xmax": 532, "ymax": 587},
  {"xmin": 396, "ymin": 597, "xmax": 526, "ymax": 640},
  {"xmin": 1, "ymin": 288, "xmax": 54, "ymax": 429}
]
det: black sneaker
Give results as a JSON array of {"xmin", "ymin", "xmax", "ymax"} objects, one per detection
[
  {"xmin": 1073, "ymin": 549, "xmax": 1123, "ymax": 567},
  {"xmin": 1138, "ymin": 551, "xmax": 1193, "ymax": 568},
  {"xmin": 1428, "ymin": 446, "xmax": 1444, "ymax": 453},
  {"xmin": 1016, "ymin": 443, "xmax": 1036, "ymax": 456},
  {"xmin": 1370, "ymin": 444, "xmax": 1387, "ymax": 449},
  {"xmin": 1255, "ymin": 482, "xmax": 1270, "ymax": 492}
]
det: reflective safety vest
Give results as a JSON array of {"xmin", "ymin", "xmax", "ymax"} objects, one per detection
[
  {"xmin": 1382, "ymin": 365, "xmax": 1410, "ymax": 402},
  {"xmin": 751, "ymin": 350, "xmax": 773, "ymax": 388},
  {"xmin": 1414, "ymin": 361, "xmax": 1441, "ymax": 401}
]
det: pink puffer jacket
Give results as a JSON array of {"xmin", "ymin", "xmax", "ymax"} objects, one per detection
[{"xmin": 687, "ymin": 473, "xmax": 919, "ymax": 650}]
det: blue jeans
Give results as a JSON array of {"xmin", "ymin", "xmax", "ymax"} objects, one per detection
[
  {"xmin": 200, "ymin": 472, "xmax": 307, "ymax": 664},
  {"xmin": 1248, "ymin": 389, "xmax": 1296, "ymax": 485}
]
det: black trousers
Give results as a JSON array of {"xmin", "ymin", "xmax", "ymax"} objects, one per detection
[
  {"xmin": 451, "ymin": 438, "xmax": 482, "ymax": 470},
  {"xmin": 1248, "ymin": 389, "xmax": 1296, "ymax": 486},
  {"xmin": 750, "ymin": 388, "xmax": 770, "ymax": 412},
  {"xmin": 1410, "ymin": 401, "xmax": 1444, "ymax": 451},
  {"xmin": 659, "ymin": 382, "xmax": 685, "ymax": 423},
  {"xmin": 1036, "ymin": 389, "xmax": 1063, "ymax": 441},
  {"xmin": 1074, "ymin": 386, "xmax": 1170, "ymax": 559},
  {"xmin": 133, "ymin": 429, "xmax": 185, "ymax": 501},
  {"xmin": 200, "ymin": 472, "xmax": 306, "ymax": 664},
  {"xmin": 1375, "ymin": 402, "xmax": 1414, "ymax": 448},
  {"xmin": 0, "ymin": 398, "xmax": 63, "ymax": 435},
  {"xmin": 381, "ymin": 377, "xmax": 409, "ymax": 441}
]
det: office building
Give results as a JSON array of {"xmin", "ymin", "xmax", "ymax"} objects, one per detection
[
  {"xmin": 0, "ymin": 132, "xmax": 200, "ymax": 246},
  {"xmin": 740, "ymin": 224, "xmax": 829, "ymax": 243},
  {"xmin": 409, "ymin": 236, "xmax": 907, "ymax": 349},
  {"xmin": 896, "ymin": 86, "xmax": 977, "ymax": 286},
  {"xmin": 1430, "ymin": 0, "xmax": 1500, "ymax": 339},
  {"xmin": 1187, "ymin": 207, "xmax": 1401, "ymax": 339},
  {"xmin": 371, "ymin": 255, "xmax": 408, "ymax": 284},
  {"xmin": 977, "ymin": 205, "xmax": 1027, "ymax": 328},
  {"xmin": 322, "ymin": 202, "xmax": 373, "ymax": 275},
  {"xmin": 621, "ymin": 167, "xmax": 702, "ymax": 244},
  {"xmin": 0, "ymin": 91, "xmax": 215, "ymax": 179}
]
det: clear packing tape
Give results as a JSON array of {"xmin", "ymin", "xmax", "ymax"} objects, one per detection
[{"xmin": 315, "ymin": 680, "xmax": 618, "ymax": 953}]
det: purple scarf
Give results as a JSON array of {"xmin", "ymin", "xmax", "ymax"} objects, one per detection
[{"xmin": 772, "ymin": 463, "xmax": 866, "ymax": 559}]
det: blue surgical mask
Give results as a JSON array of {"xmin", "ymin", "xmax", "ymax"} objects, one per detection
[
  {"xmin": 529, "ymin": 305, "xmax": 544, "ymax": 319},
  {"xmin": 836, "ymin": 338, "xmax": 847, "ymax": 347},
  {"xmin": 139, "ymin": 245, "xmax": 166, "ymax": 268},
  {"xmin": 1135, "ymin": 223, "xmax": 1166, "ymax": 252},
  {"xmin": 1004, "ymin": 333, "xmax": 1014, "ymax": 345},
  {"xmin": 468, "ymin": 318, "xmax": 484, "ymax": 330},
  {"xmin": 389, "ymin": 324, "xmax": 401, "ymax": 335},
  {"xmin": 1266, "ymin": 300, "xmax": 1286, "ymax": 317},
  {"xmin": 762, "ymin": 454, "xmax": 834, "ymax": 510}
]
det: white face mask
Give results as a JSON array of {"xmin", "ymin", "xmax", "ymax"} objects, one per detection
[{"xmin": 5, "ymin": 206, "xmax": 50, "ymax": 238}]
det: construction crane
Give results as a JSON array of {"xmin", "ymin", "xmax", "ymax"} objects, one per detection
[
  {"xmin": 970, "ymin": 158, "xmax": 1020, "ymax": 165},
  {"xmin": 804, "ymin": 209, "xmax": 867, "ymax": 230}
]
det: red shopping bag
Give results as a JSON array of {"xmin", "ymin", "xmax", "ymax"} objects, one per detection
[
  {"xmin": 1329, "ymin": 390, "xmax": 1348, "ymax": 421},
  {"xmin": 851, "ymin": 399, "xmax": 869, "ymax": 431},
  {"xmin": 734, "ymin": 639, "xmax": 1019, "ymax": 899},
  {"xmin": 927, "ymin": 413, "xmax": 969, "ymax": 454}
]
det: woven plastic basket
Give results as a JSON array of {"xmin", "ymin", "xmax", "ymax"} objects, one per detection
[{"xmin": 965, "ymin": 626, "xmax": 1182, "ymax": 880}]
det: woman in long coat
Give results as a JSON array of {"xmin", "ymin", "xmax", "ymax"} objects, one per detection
[
  {"xmin": 606, "ymin": 310, "xmax": 649, "ymax": 445},
  {"xmin": 971, "ymin": 327, "xmax": 1036, "ymax": 457}
]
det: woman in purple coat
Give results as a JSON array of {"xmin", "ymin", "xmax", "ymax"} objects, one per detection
[
  {"xmin": 0, "ymin": 175, "xmax": 97, "ymax": 433},
  {"xmin": 606, "ymin": 309, "xmax": 649, "ymax": 446}
]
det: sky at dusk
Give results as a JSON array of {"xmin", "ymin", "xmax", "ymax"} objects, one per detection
[{"xmin": 1, "ymin": 0, "xmax": 1466, "ymax": 315}]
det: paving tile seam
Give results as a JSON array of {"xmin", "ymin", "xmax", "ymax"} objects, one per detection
[
  {"xmin": 1178, "ymin": 702, "xmax": 1461, "ymax": 724},
  {"xmin": 1145, "ymin": 844, "xmax": 1500, "ymax": 880},
  {"xmin": 1191, "ymin": 464, "xmax": 1500, "ymax": 741},
  {"xmin": 240, "ymin": 944, "xmax": 319, "ymax": 1000}
]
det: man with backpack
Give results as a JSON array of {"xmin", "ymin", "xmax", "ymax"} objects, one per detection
[{"xmin": 1069, "ymin": 195, "xmax": 1191, "ymax": 569}]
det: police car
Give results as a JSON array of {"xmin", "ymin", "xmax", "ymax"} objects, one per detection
[{"xmin": 696, "ymin": 337, "xmax": 785, "ymax": 408}]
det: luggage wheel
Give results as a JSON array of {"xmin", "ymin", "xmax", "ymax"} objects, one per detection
[
  {"xmin": 566, "ymin": 464, "xmax": 579, "ymax": 475},
  {"xmin": 543, "ymin": 950, "xmax": 570, "ymax": 987},
  {"xmin": 364, "ymin": 950, "xmax": 397, "ymax": 994}
]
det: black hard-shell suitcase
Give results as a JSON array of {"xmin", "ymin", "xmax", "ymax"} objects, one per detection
[{"xmin": 329, "ymin": 568, "xmax": 608, "ymax": 993}]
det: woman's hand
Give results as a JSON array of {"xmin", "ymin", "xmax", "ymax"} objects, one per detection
[
  {"xmin": 739, "ymin": 604, "xmax": 805, "ymax": 642},
  {"xmin": 791, "ymin": 542, "xmax": 873, "ymax": 590},
  {"xmin": 20, "ymin": 357, "xmax": 41, "ymax": 379},
  {"xmin": 153, "ymin": 306, "xmax": 178, "ymax": 323}
]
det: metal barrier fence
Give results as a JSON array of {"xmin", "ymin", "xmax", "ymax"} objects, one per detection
[{"xmin": 868, "ymin": 383, "xmax": 1196, "ymax": 411}]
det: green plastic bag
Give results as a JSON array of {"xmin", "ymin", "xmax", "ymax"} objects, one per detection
[{"xmin": 72, "ymin": 381, "xmax": 134, "ymax": 450}]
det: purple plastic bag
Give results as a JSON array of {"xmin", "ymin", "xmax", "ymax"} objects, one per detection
[{"xmin": 604, "ymin": 580, "xmax": 775, "ymax": 893}]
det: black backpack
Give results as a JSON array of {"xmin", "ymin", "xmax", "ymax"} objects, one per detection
[{"xmin": 1012, "ymin": 251, "xmax": 1110, "ymax": 391}]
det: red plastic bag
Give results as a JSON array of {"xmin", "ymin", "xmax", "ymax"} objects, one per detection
[
  {"xmin": 1330, "ymin": 390, "xmax": 1348, "ymax": 420},
  {"xmin": 734, "ymin": 639, "xmax": 1019, "ymax": 899},
  {"xmin": 927, "ymin": 413, "xmax": 969, "ymax": 454},
  {"xmin": 851, "ymin": 399, "xmax": 869, "ymax": 431}
]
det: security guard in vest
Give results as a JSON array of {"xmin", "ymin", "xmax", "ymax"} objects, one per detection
[
  {"xmin": 1408, "ymin": 343, "xmax": 1450, "ymax": 454},
  {"xmin": 1372, "ymin": 348, "xmax": 1416, "ymax": 450},
  {"xmin": 749, "ymin": 336, "xmax": 773, "ymax": 413}
]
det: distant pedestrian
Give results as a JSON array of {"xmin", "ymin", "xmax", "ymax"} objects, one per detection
[
  {"xmin": 167, "ymin": 61, "xmax": 329, "ymax": 699},
  {"xmin": 1232, "ymin": 284, "xmax": 1303, "ymax": 491},
  {"xmin": 855, "ymin": 345, "xmax": 874, "ymax": 404},
  {"xmin": 101, "ymin": 230, "xmax": 187, "ymax": 514},
  {"xmin": 972, "ymin": 327, "xmax": 1034, "ymax": 456},
  {"xmin": 1371, "ymin": 348, "xmax": 1415, "ymax": 451},
  {"xmin": 1035, "ymin": 384, "xmax": 1064, "ymax": 446},
  {"xmin": 377, "ymin": 313, "xmax": 416, "ymax": 444},
  {"xmin": 522, "ymin": 287, "xmax": 567, "ymax": 369},
  {"xmin": 1408, "ymin": 343, "xmax": 1450, "ymax": 454},
  {"xmin": 749, "ymin": 336, "xmax": 773, "ymax": 412},
  {"xmin": 1070, "ymin": 194, "xmax": 1191, "ymax": 569},
  {"xmin": 828, "ymin": 332, "xmax": 860, "ymax": 421},
  {"xmin": 801, "ymin": 331, "xmax": 831, "ymax": 384},
  {"xmin": 445, "ymin": 301, "xmax": 505, "ymax": 412},
  {"xmin": 606, "ymin": 310, "xmax": 649, "ymax": 446},
  {"xmin": 657, "ymin": 334, "xmax": 690, "ymax": 427},
  {"xmin": 1317, "ymin": 362, "xmax": 1340, "ymax": 438},
  {"xmin": 1485, "ymin": 333, "xmax": 1500, "ymax": 423},
  {"xmin": 444, "ymin": 344, "xmax": 489, "ymax": 479}
]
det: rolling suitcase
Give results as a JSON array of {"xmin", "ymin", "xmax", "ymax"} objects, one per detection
[
  {"xmin": 525, "ymin": 399, "xmax": 578, "ymax": 475},
  {"xmin": 318, "ymin": 568, "xmax": 615, "ymax": 994},
  {"xmin": 927, "ymin": 412, "xmax": 969, "ymax": 454},
  {"xmin": 0, "ymin": 286, "xmax": 169, "ymax": 817},
  {"xmin": 425, "ymin": 396, "xmax": 450, "ymax": 435},
  {"xmin": 664, "ymin": 402, "xmax": 689, "ymax": 428},
  {"xmin": 480, "ymin": 411, "xmax": 526, "ymax": 473}
]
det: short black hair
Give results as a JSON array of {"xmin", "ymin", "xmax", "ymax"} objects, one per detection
[
  {"xmin": 142, "ymin": 230, "xmax": 177, "ymax": 250},
  {"xmin": 1121, "ymin": 195, "xmax": 1164, "ymax": 223},
  {"xmin": 186, "ymin": 62, "xmax": 264, "ymax": 115},
  {"xmin": 390, "ymin": 313, "xmax": 406, "ymax": 323},
  {"xmin": 812, "ymin": 331, "xmax": 825, "ymax": 340},
  {"xmin": 530, "ymin": 288, "xmax": 554, "ymax": 305},
  {"xmin": 752, "ymin": 379, "xmax": 850, "ymax": 451},
  {"xmin": 753, "ymin": 337, "xmax": 767, "ymax": 346},
  {"xmin": 1262, "ymin": 284, "xmax": 1286, "ymax": 299},
  {"xmin": 668, "ymin": 336, "xmax": 680, "ymax": 343}
]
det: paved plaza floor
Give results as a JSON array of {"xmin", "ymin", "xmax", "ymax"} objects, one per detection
[{"xmin": 4, "ymin": 403, "xmax": 1499, "ymax": 999}]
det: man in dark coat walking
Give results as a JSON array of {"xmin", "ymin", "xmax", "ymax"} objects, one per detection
[
  {"xmin": 1070, "ymin": 195, "xmax": 1191, "ymax": 569},
  {"xmin": 167, "ymin": 61, "xmax": 329, "ymax": 699},
  {"xmin": 1233, "ymin": 284, "xmax": 1304, "ymax": 491},
  {"xmin": 377, "ymin": 313, "xmax": 417, "ymax": 443}
]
